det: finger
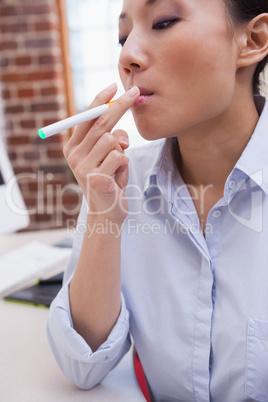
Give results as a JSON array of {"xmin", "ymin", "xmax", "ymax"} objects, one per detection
[
  {"xmin": 90, "ymin": 82, "xmax": 117, "ymax": 109},
  {"xmin": 98, "ymin": 149, "xmax": 129, "ymax": 177},
  {"xmin": 65, "ymin": 83, "xmax": 118, "ymax": 152},
  {"xmin": 89, "ymin": 86, "xmax": 140, "ymax": 139},
  {"xmin": 75, "ymin": 86, "xmax": 139, "ymax": 159},
  {"xmin": 82, "ymin": 132, "xmax": 122, "ymax": 170},
  {"xmin": 112, "ymin": 129, "xmax": 129, "ymax": 151}
]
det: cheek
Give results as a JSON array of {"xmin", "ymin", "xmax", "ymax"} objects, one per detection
[
  {"xmin": 167, "ymin": 40, "xmax": 233, "ymax": 83},
  {"xmin": 167, "ymin": 43, "xmax": 237, "ymax": 118}
]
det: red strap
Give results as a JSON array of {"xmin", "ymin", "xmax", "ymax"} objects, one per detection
[{"xmin": 133, "ymin": 347, "xmax": 150, "ymax": 402}]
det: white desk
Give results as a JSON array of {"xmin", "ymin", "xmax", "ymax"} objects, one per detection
[{"xmin": 0, "ymin": 230, "xmax": 144, "ymax": 401}]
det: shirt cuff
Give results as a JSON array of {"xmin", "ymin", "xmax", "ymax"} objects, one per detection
[
  {"xmin": 46, "ymin": 282, "xmax": 131, "ymax": 389},
  {"xmin": 47, "ymin": 282, "xmax": 130, "ymax": 362}
]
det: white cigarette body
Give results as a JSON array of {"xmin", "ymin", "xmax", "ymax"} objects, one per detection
[{"xmin": 38, "ymin": 103, "xmax": 110, "ymax": 139}]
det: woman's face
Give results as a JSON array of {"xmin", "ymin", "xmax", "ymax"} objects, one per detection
[{"xmin": 118, "ymin": 0, "xmax": 241, "ymax": 141}]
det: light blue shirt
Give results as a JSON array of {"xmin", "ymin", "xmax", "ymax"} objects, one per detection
[{"xmin": 47, "ymin": 97, "xmax": 268, "ymax": 402}]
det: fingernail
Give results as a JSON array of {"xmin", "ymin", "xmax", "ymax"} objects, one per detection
[
  {"xmin": 106, "ymin": 83, "xmax": 117, "ymax": 93},
  {"xmin": 119, "ymin": 136, "xmax": 129, "ymax": 145},
  {"xmin": 126, "ymin": 86, "xmax": 139, "ymax": 98}
]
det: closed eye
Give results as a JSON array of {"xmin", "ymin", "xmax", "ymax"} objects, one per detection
[
  {"xmin": 118, "ymin": 36, "xmax": 128, "ymax": 47},
  {"xmin": 118, "ymin": 18, "xmax": 180, "ymax": 46},
  {"xmin": 153, "ymin": 18, "xmax": 180, "ymax": 30}
]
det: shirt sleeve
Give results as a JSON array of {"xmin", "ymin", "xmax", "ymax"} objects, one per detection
[
  {"xmin": 46, "ymin": 284, "xmax": 131, "ymax": 390},
  {"xmin": 46, "ymin": 197, "xmax": 131, "ymax": 390}
]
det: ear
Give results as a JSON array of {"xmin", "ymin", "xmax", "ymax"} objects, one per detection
[{"xmin": 237, "ymin": 13, "xmax": 268, "ymax": 69}]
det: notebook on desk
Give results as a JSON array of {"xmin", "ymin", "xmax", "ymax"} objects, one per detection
[{"xmin": 0, "ymin": 241, "xmax": 71, "ymax": 299}]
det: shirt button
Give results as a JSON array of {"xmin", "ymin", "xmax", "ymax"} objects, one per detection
[
  {"xmin": 229, "ymin": 180, "xmax": 236, "ymax": 189},
  {"xmin": 213, "ymin": 210, "xmax": 222, "ymax": 219}
]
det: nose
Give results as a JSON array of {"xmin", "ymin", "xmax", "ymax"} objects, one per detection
[{"xmin": 118, "ymin": 32, "xmax": 149, "ymax": 76}]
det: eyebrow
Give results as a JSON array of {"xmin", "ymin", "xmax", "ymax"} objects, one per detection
[{"xmin": 119, "ymin": 0, "xmax": 160, "ymax": 20}]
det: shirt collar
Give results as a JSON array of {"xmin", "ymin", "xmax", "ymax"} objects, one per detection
[
  {"xmin": 143, "ymin": 137, "xmax": 180, "ymax": 197},
  {"xmin": 229, "ymin": 96, "xmax": 268, "ymax": 196}
]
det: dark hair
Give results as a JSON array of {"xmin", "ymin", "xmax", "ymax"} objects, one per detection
[{"xmin": 226, "ymin": 0, "xmax": 268, "ymax": 93}]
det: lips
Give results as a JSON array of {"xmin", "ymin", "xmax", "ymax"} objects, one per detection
[
  {"xmin": 137, "ymin": 86, "xmax": 154, "ymax": 96},
  {"xmin": 131, "ymin": 86, "xmax": 154, "ymax": 107}
]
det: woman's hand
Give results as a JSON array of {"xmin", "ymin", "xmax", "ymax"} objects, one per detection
[{"xmin": 63, "ymin": 84, "xmax": 140, "ymax": 224}]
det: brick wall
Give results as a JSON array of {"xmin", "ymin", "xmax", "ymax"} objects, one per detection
[{"xmin": 0, "ymin": 0, "xmax": 82, "ymax": 231}]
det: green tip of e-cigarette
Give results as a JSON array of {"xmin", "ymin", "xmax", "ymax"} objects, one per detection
[{"xmin": 38, "ymin": 129, "xmax": 46, "ymax": 139}]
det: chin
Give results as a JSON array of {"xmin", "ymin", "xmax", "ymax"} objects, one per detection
[
  {"xmin": 137, "ymin": 128, "xmax": 163, "ymax": 142},
  {"xmin": 133, "ymin": 119, "xmax": 163, "ymax": 141},
  {"xmin": 135, "ymin": 123, "xmax": 173, "ymax": 142}
]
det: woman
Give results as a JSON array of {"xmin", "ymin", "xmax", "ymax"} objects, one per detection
[{"xmin": 47, "ymin": 0, "xmax": 268, "ymax": 400}]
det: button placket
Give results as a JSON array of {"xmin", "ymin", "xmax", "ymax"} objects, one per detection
[{"xmin": 229, "ymin": 180, "xmax": 236, "ymax": 190}]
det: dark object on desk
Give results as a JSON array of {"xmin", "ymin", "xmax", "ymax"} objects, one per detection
[
  {"xmin": 4, "ymin": 273, "xmax": 63, "ymax": 307},
  {"xmin": 53, "ymin": 237, "xmax": 73, "ymax": 248}
]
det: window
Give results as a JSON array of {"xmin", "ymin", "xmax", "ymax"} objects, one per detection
[{"xmin": 66, "ymin": 0, "xmax": 147, "ymax": 147}]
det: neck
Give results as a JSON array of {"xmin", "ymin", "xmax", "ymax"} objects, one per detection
[{"xmin": 176, "ymin": 94, "xmax": 259, "ymax": 191}]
